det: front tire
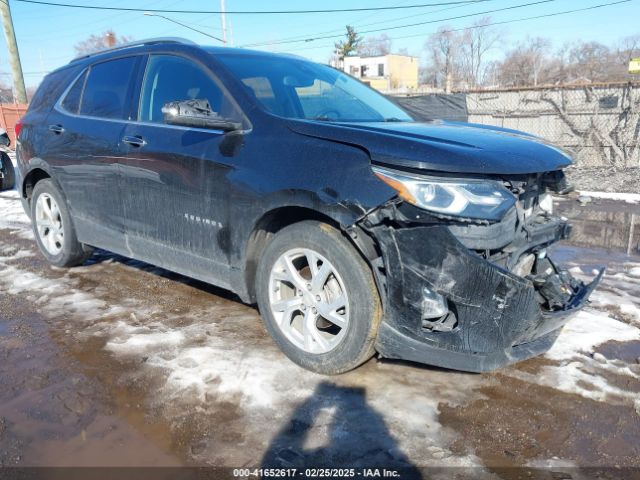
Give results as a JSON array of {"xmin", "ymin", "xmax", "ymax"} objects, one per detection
[
  {"xmin": 31, "ymin": 179, "xmax": 93, "ymax": 267},
  {"xmin": 256, "ymin": 221, "xmax": 381, "ymax": 374}
]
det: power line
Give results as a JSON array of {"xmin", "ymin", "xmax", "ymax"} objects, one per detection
[
  {"xmin": 269, "ymin": 0, "xmax": 441, "ymax": 45},
  {"xmin": 286, "ymin": 0, "xmax": 634, "ymax": 52},
  {"xmin": 143, "ymin": 13, "xmax": 225, "ymax": 43},
  {"xmin": 241, "ymin": 0, "xmax": 559, "ymax": 48},
  {"xmin": 11, "ymin": 0, "xmax": 635, "ymax": 82},
  {"xmin": 15, "ymin": 0, "xmax": 183, "ymax": 41},
  {"xmin": 14, "ymin": 0, "xmax": 498, "ymax": 14},
  {"xmin": 250, "ymin": 0, "xmax": 495, "ymax": 50}
]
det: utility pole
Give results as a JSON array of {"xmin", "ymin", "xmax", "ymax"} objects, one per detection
[
  {"xmin": 220, "ymin": 0, "xmax": 227, "ymax": 44},
  {"xmin": 0, "ymin": 0, "xmax": 27, "ymax": 103}
]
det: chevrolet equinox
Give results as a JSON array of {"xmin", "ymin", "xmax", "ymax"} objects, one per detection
[{"xmin": 15, "ymin": 38, "xmax": 602, "ymax": 374}]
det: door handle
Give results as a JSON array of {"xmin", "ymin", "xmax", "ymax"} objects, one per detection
[
  {"xmin": 48, "ymin": 124, "xmax": 64, "ymax": 134},
  {"xmin": 122, "ymin": 135, "xmax": 146, "ymax": 147}
]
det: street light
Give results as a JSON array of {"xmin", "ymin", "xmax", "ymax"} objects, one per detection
[{"xmin": 143, "ymin": 12, "xmax": 226, "ymax": 44}]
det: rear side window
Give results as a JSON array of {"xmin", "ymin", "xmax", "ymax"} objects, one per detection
[
  {"xmin": 80, "ymin": 57, "xmax": 137, "ymax": 119},
  {"xmin": 61, "ymin": 70, "xmax": 87, "ymax": 114},
  {"xmin": 29, "ymin": 67, "xmax": 80, "ymax": 114}
]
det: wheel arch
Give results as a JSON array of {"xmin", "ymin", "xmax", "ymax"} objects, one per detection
[
  {"xmin": 243, "ymin": 206, "xmax": 343, "ymax": 302},
  {"xmin": 242, "ymin": 202, "xmax": 386, "ymax": 305},
  {"xmin": 22, "ymin": 167, "xmax": 51, "ymax": 201},
  {"xmin": 20, "ymin": 162, "xmax": 73, "ymax": 220}
]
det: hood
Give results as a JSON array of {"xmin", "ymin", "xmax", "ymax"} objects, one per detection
[{"xmin": 287, "ymin": 119, "xmax": 573, "ymax": 175}]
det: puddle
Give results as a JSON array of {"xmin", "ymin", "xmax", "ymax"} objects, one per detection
[{"xmin": 595, "ymin": 340, "xmax": 640, "ymax": 363}]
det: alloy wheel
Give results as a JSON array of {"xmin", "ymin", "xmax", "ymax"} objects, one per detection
[
  {"xmin": 35, "ymin": 193, "xmax": 64, "ymax": 255},
  {"xmin": 268, "ymin": 248, "xmax": 349, "ymax": 354}
]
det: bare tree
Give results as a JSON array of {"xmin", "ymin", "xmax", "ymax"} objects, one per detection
[
  {"xmin": 498, "ymin": 37, "xmax": 551, "ymax": 86},
  {"xmin": 74, "ymin": 30, "xmax": 132, "ymax": 56},
  {"xmin": 617, "ymin": 34, "xmax": 640, "ymax": 60},
  {"xmin": 424, "ymin": 25, "xmax": 462, "ymax": 92},
  {"xmin": 567, "ymin": 41, "xmax": 613, "ymax": 83},
  {"xmin": 423, "ymin": 21, "xmax": 638, "ymax": 90},
  {"xmin": 458, "ymin": 17, "xmax": 502, "ymax": 87},
  {"xmin": 613, "ymin": 35, "xmax": 640, "ymax": 80},
  {"xmin": 0, "ymin": 87, "xmax": 13, "ymax": 103},
  {"xmin": 357, "ymin": 34, "xmax": 392, "ymax": 57}
]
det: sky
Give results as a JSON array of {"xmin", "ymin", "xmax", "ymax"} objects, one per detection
[{"xmin": 1, "ymin": 0, "xmax": 638, "ymax": 88}]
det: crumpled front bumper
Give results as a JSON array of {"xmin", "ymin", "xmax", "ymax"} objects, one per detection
[{"xmin": 362, "ymin": 216, "xmax": 603, "ymax": 373}]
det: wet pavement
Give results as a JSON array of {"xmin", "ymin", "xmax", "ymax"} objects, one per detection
[{"xmin": 1, "ymin": 189, "xmax": 639, "ymax": 478}]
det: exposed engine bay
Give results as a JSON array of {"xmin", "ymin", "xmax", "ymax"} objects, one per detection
[
  {"xmin": 351, "ymin": 169, "xmax": 603, "ymax": 372},
  {"xmin": 451, "ymin": 170, "xmax": 586, "ymax": 314}
]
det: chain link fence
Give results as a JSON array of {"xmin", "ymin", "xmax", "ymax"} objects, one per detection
[{"xmin": 394, "ymin": 83, "xmax": 640, "ymax": 191}]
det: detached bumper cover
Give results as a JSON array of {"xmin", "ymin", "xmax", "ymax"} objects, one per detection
[{"xmin": 366, "ymin": 224, "xmax": 603, "ymax": 373}]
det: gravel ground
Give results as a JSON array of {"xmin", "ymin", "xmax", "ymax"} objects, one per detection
[{"xmin": 0, "ymin": 188, "xmax": 639, "ymax": 479}]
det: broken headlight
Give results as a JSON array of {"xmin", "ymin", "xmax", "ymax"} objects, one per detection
[{"xmin": 373, "ymin": 166, "xmax": 516, "ymax": 221}]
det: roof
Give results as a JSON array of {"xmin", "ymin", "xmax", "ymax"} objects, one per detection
[
  {"xmin": 47, "ymin": 38, "xmax": 312, "ymax": 77},
  {"xmin": 69, "ymin": 37, "xmax": 197, "ymax": 63}
]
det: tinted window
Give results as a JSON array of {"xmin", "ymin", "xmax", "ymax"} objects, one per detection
[
  {"xmin": 81, "ymin": 57, "xmax": 137, "ymax": 119},
  {"xmin": 241, "ymin": 76, "xmax": 283, "ymax": 115},
  {"xmin": 29, "ymin": 67, "xmax": 79, "ymax": 114},
  {"xmin": 61, "ymin": 70, "xmax": 87, "ymax": 114},
  {"xmin": 294, "ymin": 78, "xmax": 379, "ymax": 120},
  {"xmin": 216, "ymin": 54, "xmax": 412, "ymax": 122},
  {"xmin": 139, "ymin": 55, "xmax": 237, "ymax": 123}
]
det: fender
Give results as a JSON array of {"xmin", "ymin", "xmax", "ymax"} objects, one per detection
[{"xmin": 19, "ymin": 157, "xmax": 70, "ymax": 218}]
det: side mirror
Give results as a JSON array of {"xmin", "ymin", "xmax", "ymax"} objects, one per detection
[{"xmin": 161, "ymin": 99, "xmax": 241, "ymax": 132}]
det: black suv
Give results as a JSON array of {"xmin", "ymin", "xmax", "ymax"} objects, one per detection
[{"xmin": 16, "ymin": 38, "xmax": 601, "ymax": 374}]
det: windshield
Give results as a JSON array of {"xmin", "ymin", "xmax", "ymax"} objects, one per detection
[{"xmin": 215, "ymin": 53, "xmax": 413, "ymax": 123}]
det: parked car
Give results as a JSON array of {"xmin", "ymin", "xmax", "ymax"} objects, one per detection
[
  {"xmin": 0, "ymin": 128, "xmax": 14, "ymax": 191},
  {"xmin": 15, "ymin": 38, "xmax": 602, "ymax": 374}
]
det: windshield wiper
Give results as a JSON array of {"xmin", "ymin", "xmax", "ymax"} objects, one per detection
[{"xmin": 384, "ymin": 117, "xmax": 406, "ymax": 122}]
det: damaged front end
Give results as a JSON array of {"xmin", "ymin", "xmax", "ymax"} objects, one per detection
[{"xmin": 354, "ymin": 170, "xmax": 603, "ymax": 373}]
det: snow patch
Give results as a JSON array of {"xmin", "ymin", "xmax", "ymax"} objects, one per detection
[
  {"xmin": 507, "ymin": 310, "xmax": 640, "ymax": 405},
  {"xmin": 546, "ymin": 310, "xmax": 639, "ymax": 361},
  {"xmin": 0, "ymin": 246, "xmax": 33, "ymax": 261},
  {"xmin": 577, "ymin": 191, "xmax": 640, "ymax": 204},
  {"xmin": 104, "ymin": 317, "xmax": 315, "ymax": 408},
  {"xmin": 0, "ymin": 189, "xmax": 30, "ymax": 227},
  {"xmin": 0, "ymin": 262, "xmax": 127, "ymax": 323}
]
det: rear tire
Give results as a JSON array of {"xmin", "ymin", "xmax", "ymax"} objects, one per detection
[
  {"xmin": 0, "ymin": 152, "xmax": 14, "ymax": 191},
  {"xmin": 256, "ymin": 220, "xmax": 381, "ymax": 374},
  {"xmin": 31, "ymin": 179, "xmax": 93, "ymax": 267}
]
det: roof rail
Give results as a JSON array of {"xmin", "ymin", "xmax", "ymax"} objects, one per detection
[{"xmin": 69, "ymin": 37, "xmax": 197, "ymax": 63}]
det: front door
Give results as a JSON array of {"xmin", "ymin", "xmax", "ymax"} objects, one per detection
[{"xmin": 119, "ymin": 54, "xmax": 245, "ymax": 287}]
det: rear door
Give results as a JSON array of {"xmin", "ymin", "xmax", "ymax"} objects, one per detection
[
  {"xmin": 44, "ymin": 55, "xmax": 141, "ymax": 251},
  {"xmin": 119, "ymin": 53, "xmax": 246, "ymax": 287}
]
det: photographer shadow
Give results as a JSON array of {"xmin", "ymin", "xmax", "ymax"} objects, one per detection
[{"xmin": 262, "ymin": 381, "xmax": 421, "ymax": 479}]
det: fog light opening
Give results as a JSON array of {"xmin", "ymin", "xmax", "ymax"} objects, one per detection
[
  {"xmin": 421, "ymin": 287, "xmax": 448, "ymax": 319},
  {"xmin": 421, "ymin": 288, "xmax": 457, "ymax": 333}
]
